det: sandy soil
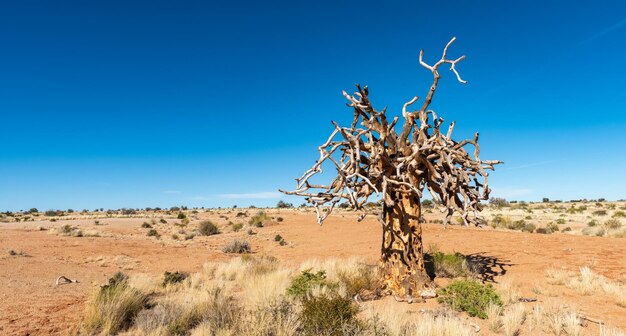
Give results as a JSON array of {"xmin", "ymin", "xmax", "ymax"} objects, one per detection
[{"xmin": 1, "ymin": 209, "xmax": 625, "ymax": 335}]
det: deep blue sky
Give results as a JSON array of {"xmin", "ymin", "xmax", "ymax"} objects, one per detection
[{"xmin": 1, "ymin": 1, "xmax": 625, "ymax": 211}]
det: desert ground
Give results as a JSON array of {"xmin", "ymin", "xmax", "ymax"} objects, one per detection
[{"xmin": 1, "ymin": 201, "xmax": 625, "ymax": 335}]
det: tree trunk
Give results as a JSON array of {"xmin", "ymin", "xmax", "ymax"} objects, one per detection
[{"xmin": 378, "ymin": 193, "xmax": 431, "ymax": 299}]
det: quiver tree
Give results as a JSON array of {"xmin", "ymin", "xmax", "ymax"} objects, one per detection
[{"xmin": 280, "ymin": 38, "xmax": 501, "ymax": 300}]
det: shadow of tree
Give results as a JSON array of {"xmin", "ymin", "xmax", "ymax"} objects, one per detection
[{"xmin": 424, "ymin": 251, "xmax": 512, "ymax": 283}]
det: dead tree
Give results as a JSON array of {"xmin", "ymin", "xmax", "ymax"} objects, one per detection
[{"xmin": 280, "ymin": 38, "xmax": 501, "ymax": 300}]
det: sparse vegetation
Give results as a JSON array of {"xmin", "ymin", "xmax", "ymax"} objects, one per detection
[
  {"xmin": 249, "ymin": 211, "xmax": 268, "ymax": 227},
  {"xmin": 162, "ymin": 271, "xmax": 188, "ymax": 287}
]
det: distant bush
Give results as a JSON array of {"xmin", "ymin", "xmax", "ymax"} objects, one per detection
[
  {"xmin": 556, "ymin": 218, "xmax": 566, "ymax": 225},
  {"xmin": 489, "ymin": 198, "xmax": 509, "ymax": 207},
  {"xmin": 546, "ymin": 222, "xmax": 560, "ymax": 233},
  {"xmin": 141, "ymin": 222, "xmax": 152, "ymax": 228},
  {"xmin": 535, "ymin": 227, "xmax": 550, "ymax": 234},
  {"xmin": 437, "ymin": 279, "xmax": 502, "ymax": 319},
  {"xmin": 605, "ymin": 218, "xmax": 622, "ymax": 229},
  {"xmin": 588, "ymin": 219, "xmax": 599, "ymax": 227},
  {"xmin": 249, "ymin": 211, "xmax": 268, "ymax": 227},
  {"xmin": 147, "ymin": 229, "xmax": 159, "ymax": 237},
  {"xmin": 177, "ymin": 212, "xmax": 186, "ymax": 219},
  {"xmin": 232, "ymin": 223, "xmax": 243, "ymax": 232},
  {"xmin": 276, "ymin": 200, "xmax": 294, "ymax": 209},
  {"xmin": 521, "ymin": 223, "xmax": 536, "ymax": 233},
  {"xmin": 162, "ymin": 271, "xmax": 188, "ymax": 287},
  {"xmin": 159, "ymin": 219, "xmax": 167, "ymax": 224},
  {"xmin": 198, "ymin": 221, "xmax": 219, "ymax": 236},
  {"xmin": 277, "ymin": 217, "xmax": 284, "ymax": 222},
  {"xmin": 592, "ymin": 209, "xmax": 607, "ymax": 216},
  {"xmin": 421, "ymin": 199, "xmax": 435, "ymax": 209},
  {"xmin": 612, "ymin": 211, "xmax": 626, "ymax": 218},
  {"xmin": 222, "ymin": 240, "xmax": 251, "ymax": 254}
]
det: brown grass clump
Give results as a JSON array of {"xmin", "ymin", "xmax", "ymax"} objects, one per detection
[{"xmin": 80, "ymin": 273, "xmax": 148, "ymax": 335}]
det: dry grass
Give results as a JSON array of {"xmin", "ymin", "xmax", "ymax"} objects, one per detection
[
  {"xmin": 485, "ymin": 302, "xmax": 502, "ymax": 332},
  {"xmin": 501, "ymin": 303, "xmax": 526, "ymax": 336},
  {"xmin": 497, "ymin": 278, "xmax": 520, "ymax": 304},
  {"xmin": 547, "ymin": 266, "xmax": 626, "ymax": 307}
]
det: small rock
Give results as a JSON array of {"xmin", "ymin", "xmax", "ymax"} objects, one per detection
[{"xmin": 420, "ymin": 289, "xmax": 437, "ymax": 299}]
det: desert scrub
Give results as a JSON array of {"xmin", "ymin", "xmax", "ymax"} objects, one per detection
[
  {"xmin": 146, "ymin": 229, "xmax": 159, "ymax": 238},
  {"xmin": 521, "ymin": 222, "xmax": 536, "ymax": 233},
  {"xmin": 437, "ymin": 279, "xmax": 502, "ymax": 319},
  {"xmin": 141, "ymin": 222, "xmax": 152, "ymax": 228},
  {"xmin": 81, "ymin": 272, "xmax": 148, "ymax": 335},
  {"xmin": 159, "ymin": 218, "xmax": 167, "ymax": 224},
  {"xmin": 231, "ymin": 222, "xmax": 244, "ymax": 232},
  {"xmin": 162, "ymin": 271, "xmax": 188, "ymax": 287},
  {"xmin": 605, "ymin": 218, "xmax": 622, "ymax": 229},
  {"xmin": 249, "ymin": 211, "xmax": 268, "ymax": 227},
  {"xmin": 198, "ymin": 220, "xmax": 219, "ymax": 236},
  {"xmin": 299, "ymin": 294, "xmax": 361, "ymax": 336},
  {"xmin": 222, "ymin": 239, "xmax": 251, "ymax": 254}
]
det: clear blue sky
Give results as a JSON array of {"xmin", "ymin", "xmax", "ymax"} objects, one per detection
[{"xmin": 1, "ymin": 1, "xmax": 625, "ymax": 211}]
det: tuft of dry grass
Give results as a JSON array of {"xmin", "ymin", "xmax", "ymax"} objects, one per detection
[
  {"xmin": 497, "ymin": 278, "xmax": 520, "ymax": 304},
  {"xmin": 485, "ymin": 302, "xmax": 502, "ymax": 332},
  {"xmin": 81, "ymin": 275, "xmax": 148, "ymax": 335},
  {"xmin": 501, "ymin": 303, "xmax": 526, "ymax": 336}
]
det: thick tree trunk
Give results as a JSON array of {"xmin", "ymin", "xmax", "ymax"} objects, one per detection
[{"xmin": 378, "ymin": 193, "xmax": 431, "ymax": 300}]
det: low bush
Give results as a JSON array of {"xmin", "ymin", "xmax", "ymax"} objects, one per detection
[
  {"xmin": 177, "ymin": 212, "xmax": 186, "ymax": 219},
  {"xmin": 522, "ymin": 223, "xmax": 536, "ymax": 233},
  {"xmin": 222, "ymin": 240, "xmax": 251, "ymax": 254},
  {"xmin": 437, "ymin": 279, "xmax": 502, "ymax": 319},
  {"xmin": 277, "ymin": 217, "xmax": 284, "ymax": 222},
  {"xmin": 147, "ymin": 229, "xmax": 159, "ymax": 237},
  {"xmin": 546, "ymin": 222, "xmax": 560, "ymax": 233},
  {"xmin": 141, "ymin": 222, "xmax": 152, "ymax": 228},
  {"xmin": 249, "ymin": 211, "xmax": 268, "ymax": 227},
  {"xmin": 274, "ymin": 234, "xmax": 283, "ymax": 242},
  {"xmin": 588, "ymin": 219, "xmax": 599, "ymax": 227},
  {"xmin": 605, "ymin": 218, "xmax": 622, "ymax": 229},
  {"xmin": 556, "ymin": 218, "xmax": 566, "ymax": 225},
  {"xmin": 232, "ymin": 223, "xmax": 243, "ymax": 232},
  {"xmin": 162, "ymin": 271, "xmax": 188, "ymax": 287},
  {"xmin": 300, "ymin": 294, "xmax": 360, "ymax": 336},
  {"xmin": 159, "ymin": 218, "xmax": 167, "ymax": 224},
  {"xmin": 198, "ymin": 221, "xmax": 219, "ymax": 236},
  {"xmin": 592, "ymin": 209, "xmax": 607, "ymax": 216}
]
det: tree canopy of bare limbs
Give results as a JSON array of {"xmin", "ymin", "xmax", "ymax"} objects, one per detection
[{"xmin": 280, "ymin": 38, "xmax": 501, "ymax": 300}]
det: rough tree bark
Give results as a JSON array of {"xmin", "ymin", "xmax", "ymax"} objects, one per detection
[
  {"xmin": 379, "ymin": 193, "xmax": 429, "ymax": 299},
  {"xmin": 280, "ymin": 38, "xmax": 501, "ymax": 299}
]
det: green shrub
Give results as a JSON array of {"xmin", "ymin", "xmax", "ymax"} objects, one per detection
[
  {"xmin": 232, "ymin": 223, "xmax": 244, "ymax": 232},
  {"xmin": 437, "ymin": 279, "xmax": 502, "ymax": 319},
  {"xmin": 274, "ymin": 234, "xmax": 283, "ymax": 242},
  {"xmin": 147, "ymin": 229, "xmax": 159, "ymax": 237},
  {"xmin": 141, "ymin": 222, "xmax": 152, "ymax": 228},
  {"xmin": 199, "ymin": 221, "xmax": 219, "ymax": 236},
  {"xmin": 177, "ymin": 212, "xmax": 186, "ymax": 219},
  {"xmin": 300, "ymin": 294, "xmax": 360, "ymax": 336},
  {"xmin": 159, "ymin": 218, "xmax": 167, "ymax": 224},
  {"xmin": 427, "ymin": 247, "xmax": 471, "ymax": 278},
  {"xmin": 162, "ymin": 271, "xmax": 188, "ymax": 287},
  {"xmin": 592, "ymin": 209, "xmax": 607, "ymax": 216},
  {"xmin": 588, "ymin": 219, "xmax": 599, "ymax": 227},
  {"xmin": 287, "ymin": 270, "xmax": 329, "ymax": 299},
  {"xmin": 556, "ymin": 218, "xmax": 566, "ymax": 225}
]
